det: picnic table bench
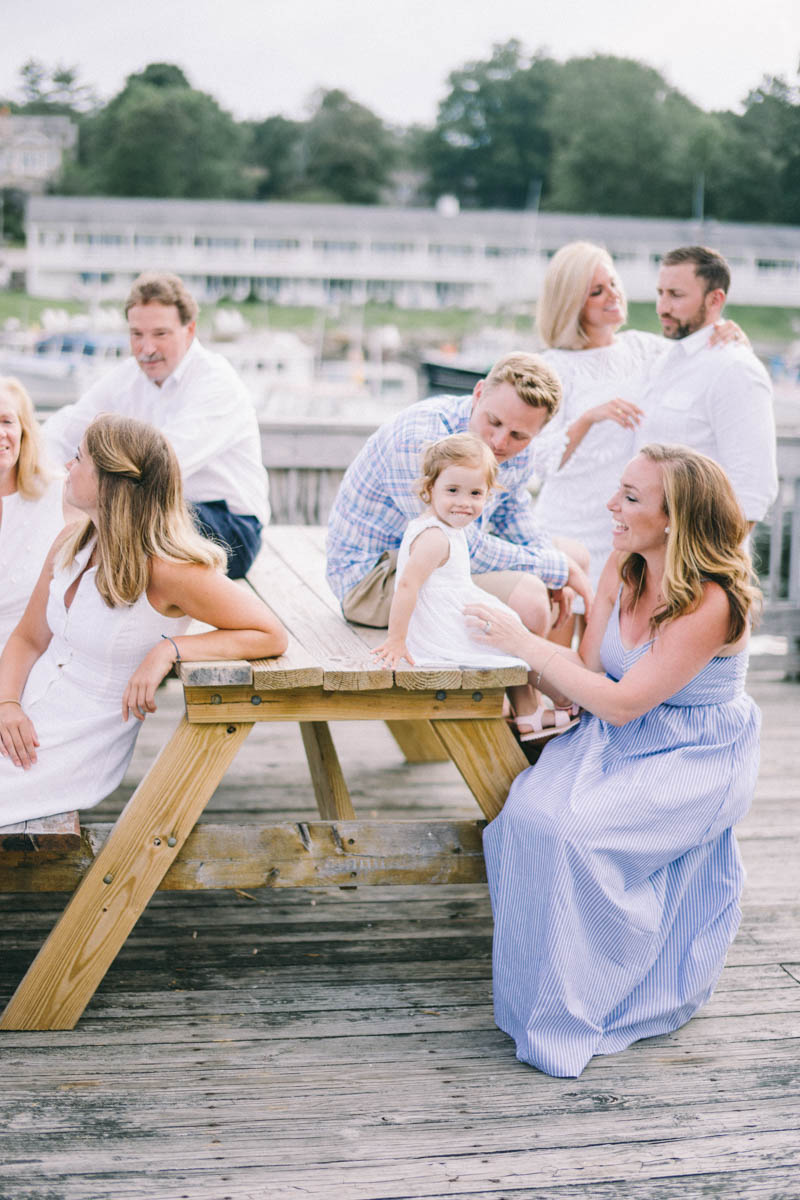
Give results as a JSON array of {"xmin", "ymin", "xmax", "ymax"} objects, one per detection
[{"xmin": 0, "ymin": 525, "xmax": 530, "ymax": 1030}]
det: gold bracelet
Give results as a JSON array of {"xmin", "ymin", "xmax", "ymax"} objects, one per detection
[
  {"xmin": 535, "ymin": 649, "xmax": 561, "ymax": 689},
  {"xmin": 0, "ymin": 698, "xmax": 22, "ymax": 707}
]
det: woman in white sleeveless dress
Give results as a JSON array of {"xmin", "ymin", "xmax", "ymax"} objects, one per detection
[
  {"xmin": 0, "ymin": 413, "xmax": 288, "ymax": 824},
  {"xmin": 532, "ymin": 242, "xmax": 741, "ymax": 588},
  {"xmin": 0, "ymin": 377, "xmax": 67, "ymax": 648}
]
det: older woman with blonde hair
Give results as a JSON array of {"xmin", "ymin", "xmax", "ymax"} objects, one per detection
[
  {"xmin": 0, "ymin": 376, "xmax": 67, "ymax": 645},
  {"xmin": 466, "ymin": 444, "xmax": 761, "ymax": 1077},
  {"xmin": 532, "ymin": 242, "xmax": 739, "ymax": 588},
  {"xmin": 0, "ymin": 413, "xmax": 287, "ymax": 824}
]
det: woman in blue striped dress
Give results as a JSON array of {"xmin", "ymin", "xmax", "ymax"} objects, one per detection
[{"xmin": 465, "ymin": 443, "xmax": 761, "ymax": 1078}]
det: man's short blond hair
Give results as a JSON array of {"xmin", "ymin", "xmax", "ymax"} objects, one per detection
[
  {"xmin": 483, "ymin": 352, "xmax": 562, "ymax": 419},
  {"xmin": 124, "ymin": 272, "xmax": 199, "ymax": 325}
]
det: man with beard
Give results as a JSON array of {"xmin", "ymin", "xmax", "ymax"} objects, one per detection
[
  {"xmin": 636, "ymin": 245, "xmax": 777, "ymax": 530},
  {"xmin": 43, "ymin": 272, "xmax": 268, "ymax": 577}
]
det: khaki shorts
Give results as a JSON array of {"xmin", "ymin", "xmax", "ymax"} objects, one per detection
[{"xmin": 341, "ymin": 550, "xmax": 526, "ymax": 628}]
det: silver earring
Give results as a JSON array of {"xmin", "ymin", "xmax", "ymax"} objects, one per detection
[{"xmin": 664, "ymin": 525, "xmax": 670, "ymax": 535}]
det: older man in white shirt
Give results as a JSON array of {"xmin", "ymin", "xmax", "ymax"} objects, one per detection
[
  {"xmin": 44, "ymin": 272, "xmax": 269, "ymax": 577},
  {"xmin": 636, "ymin": 245, "xmax": 778, "ymax": 528}
]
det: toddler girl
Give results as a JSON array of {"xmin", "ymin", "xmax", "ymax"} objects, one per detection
[{"xmin": 373, "ymin": 433, "xmax": 579, "ymax": 741}]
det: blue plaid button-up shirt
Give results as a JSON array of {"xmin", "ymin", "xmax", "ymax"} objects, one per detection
[{"xmin": 326, "ymin": 394, "xmax": 569, "ymax": 602}]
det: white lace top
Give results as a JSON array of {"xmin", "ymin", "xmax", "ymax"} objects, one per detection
[{"xmin": 531, "ymin": 331, "xmax": 667, "ymax": 585}]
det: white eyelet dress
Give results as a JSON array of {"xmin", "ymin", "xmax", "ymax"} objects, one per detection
[
  {"xmin": 533, "ymin": 331, "xmax": 668, "ymax": 587},
  {"xmin": 1, "ymin": 540, "xmax": 191, "ymax": 824},
  {"xmin": 397, "ymin": 514, "xmax": 527, "ymax": 668}
]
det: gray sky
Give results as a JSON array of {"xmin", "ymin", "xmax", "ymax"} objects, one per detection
[{"xmin": 2, "ymin": 0, "xmax": 798, "ymax": 126}]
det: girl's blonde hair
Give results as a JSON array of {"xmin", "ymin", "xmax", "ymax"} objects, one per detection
[
  {"xmin": 620, "ymin": 443, "xmax": 761, "ymax": 644},
  {"xmin": 61, "ymin": 413, "xmax": 226, "ymax": 607},
  {"xmin": 417, "ymin": 433, "xmax": 498, "ymax": 505},
  {"xmin": 0, "ymin": 376, "xmax": 54, "ymax": 499},
  {"xmin": 536, "ymin": 241, "xmax": 627, "ymax": 350}
]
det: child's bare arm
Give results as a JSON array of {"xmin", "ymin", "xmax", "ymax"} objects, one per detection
[{"xmin": 373, "ymin": 528, "xmax": 449, "ymax": 668}]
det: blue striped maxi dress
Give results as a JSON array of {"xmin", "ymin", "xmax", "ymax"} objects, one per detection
[{"xmin": 483, "ymin": 594, "xmax": 760, "ymax": 1078}]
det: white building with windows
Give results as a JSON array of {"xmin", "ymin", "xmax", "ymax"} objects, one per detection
[
  {"xmin": 0, "ymin": 115, "xmax": 77, "ymax": 193},
  {"xmin": 24, "ymin": 195, "xmax": 800, "ymax": 308}
]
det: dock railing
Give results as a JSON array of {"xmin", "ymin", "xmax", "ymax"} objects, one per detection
[
  {"xmin": 260, "ymin": 421, "xmax": 800, "ymax": 678},
  {"xmin": 751, "ymin": 433, "xmax": 800, "ymax": 676}
]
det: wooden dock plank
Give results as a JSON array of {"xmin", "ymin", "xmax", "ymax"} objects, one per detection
[{"xmin": 0, "ymin": 675, "xmax": 798, "ymax": 1199}]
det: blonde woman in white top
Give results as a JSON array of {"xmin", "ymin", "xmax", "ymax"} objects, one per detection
[
  {"xmin": 0, "ymin": 377, "xmax": 67, "ymax": 647},
  {"xmin": 532, "ymin": 242, "xmax": 742, "ymax": 588}
]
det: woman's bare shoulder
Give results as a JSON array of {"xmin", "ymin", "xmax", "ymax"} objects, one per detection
[{"xmin": 595, "ymin": 552, "xmax": 623, "ymax": 605}]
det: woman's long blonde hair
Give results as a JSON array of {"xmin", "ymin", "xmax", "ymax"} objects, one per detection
[
  {"xmin": 536, "ymin": 241, "xmax": 627, "ymax": 350},
  {"xmin": 61, "ymin": 414, "xmax": 226, "ymax": 606},
  {"xmin": 620, "ymin": 444, "xmax": 761, "ymax": 643},
  {"xmin": 0, "ymin": 376, "xmax": 54, "ymax": 499}
]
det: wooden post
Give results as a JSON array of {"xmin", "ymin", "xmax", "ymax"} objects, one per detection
[
  {"xmin": 0, "ymin": 717, "xmax": 252, "ymax": 1031},
  {"xmin": 385, "ymin": 720, "xmax": 449, "ymax": 763},
  {"xmin": 431, "ymin": 717, "xmax": 528, "ymax": 821},
  {"xmin": 300, "ymin": 722, "xmax": 356, "ymax": 820}
]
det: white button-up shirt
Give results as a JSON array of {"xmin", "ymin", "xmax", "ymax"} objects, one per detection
[
  {"xmin": 43, "ymin": 339, "xmax": 269, "ymax": 525},
  {"xmin": 636, "ymin": 325, "xmax": 778, "ymax": 521}
]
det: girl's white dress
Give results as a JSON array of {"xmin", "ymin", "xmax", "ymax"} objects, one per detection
[
  {"xmin": 397, "ymin": 514, "xmax": 527, "ymax": 668},
  {"xmin": 1, "ymin": 539, "xmax": 191, "ymax": 824},
  {"xmin": 532, "ymin": 331, "xmax": 668, "ymax": 586},
  {"xmin": 0, "ymin": 477, "xmax": 66, "ymax": 648}
]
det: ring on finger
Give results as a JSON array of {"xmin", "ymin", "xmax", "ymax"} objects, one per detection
[{"xmin": 484, "ymin": 620, "xmax": 492, "ymax": 633}]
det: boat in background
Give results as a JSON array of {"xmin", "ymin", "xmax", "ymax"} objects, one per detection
[{"xmin": 1, "ymin": 311, "xmax": 420, "ymax": 420}]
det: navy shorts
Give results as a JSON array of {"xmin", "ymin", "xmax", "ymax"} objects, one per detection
[{"xmin": 191, "ymin": 500, "xmax": 263, "ymax": 579}]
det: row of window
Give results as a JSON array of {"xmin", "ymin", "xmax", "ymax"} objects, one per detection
[
  {"xmin": 74, "ymin": 270, "xmax": 477, "ymax": 300},
  {"xmin": 37, "ymin": 230, "xmax": 536, "ymax": 258},
  {"xmin": 39, "ymin": 231, "xmax": 800, "ymax": 274}
]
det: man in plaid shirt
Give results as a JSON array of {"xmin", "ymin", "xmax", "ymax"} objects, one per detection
[{"xmin": 326, "ymin": 352, "xmax": 592, "ymax": 637}]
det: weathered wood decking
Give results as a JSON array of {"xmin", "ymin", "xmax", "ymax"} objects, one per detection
[{"xmin": 1, "ymin": 673, "xmax": 799, "ymax": 1199}]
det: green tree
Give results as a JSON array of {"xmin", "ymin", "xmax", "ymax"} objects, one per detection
[
  {"xmin": 63, "ymin": 64, "xmax": 249, "ymax": 198},
  {"xmin": 545, "ymin": 56, "xmax": 707, "ymax": 217},
  {"xmin": 246, "ymin": 115, "xmax": 304, "ymax": 199},
  {"xmin": 16, "ymin": 58, "xmax": 97, "ymax": 114},
  {"xmin": 421, "ymin": 40, "xmax": 557, "ymax": 208},
  {"xmin": 298, "ymin": 89, "xmax": 396, "ymax": 204},
  {"xmin": 688, "ymin": 71, "xmax": 800, "ymax": 224}
]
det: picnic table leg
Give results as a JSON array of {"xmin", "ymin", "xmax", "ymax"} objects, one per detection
[
  {"xmin": 300, "ymin": 721, "xmax": 356, "ymax": 819},
  {"xmin": 385, "ymin": 720, "xmax": 450, "ymax": 763},
  {"xmin": 0, "ymin": 716, "xmax": 253, "ymax": 1031},
  {"xmin": 431, "ymin": 717, "xmax": 528, "ymax": 821}
]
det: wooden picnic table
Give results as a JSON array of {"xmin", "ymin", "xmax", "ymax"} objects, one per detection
[{"xmin": 0, "ymin": 526, "xmax": 530, "ymax": 1031}]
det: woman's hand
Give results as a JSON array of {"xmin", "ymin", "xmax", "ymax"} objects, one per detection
[
  {"xmin": 549, "ymin": 585, "xmax": 574, "ymax": 631},
  {"xmin": 710, "ymin": 319, "xmax": 749, "ymax": 348},
  {"xmin": 587, "ymin": 398, "xmax": 643, "ymax": 430},
  {"xmin": 0, "ymin": 701, "xmax": 40, "ymax": 769},
  {"xmin": 463, "ymin": 603, "xmax": 531, "ymax": 661},
  {"xmin": 122, "ymin": 640, "xmax": 176, "ymax": 722},
  {"xmin": 372, "ymin": 636, "xmax": 414, "ymax": 669}
]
